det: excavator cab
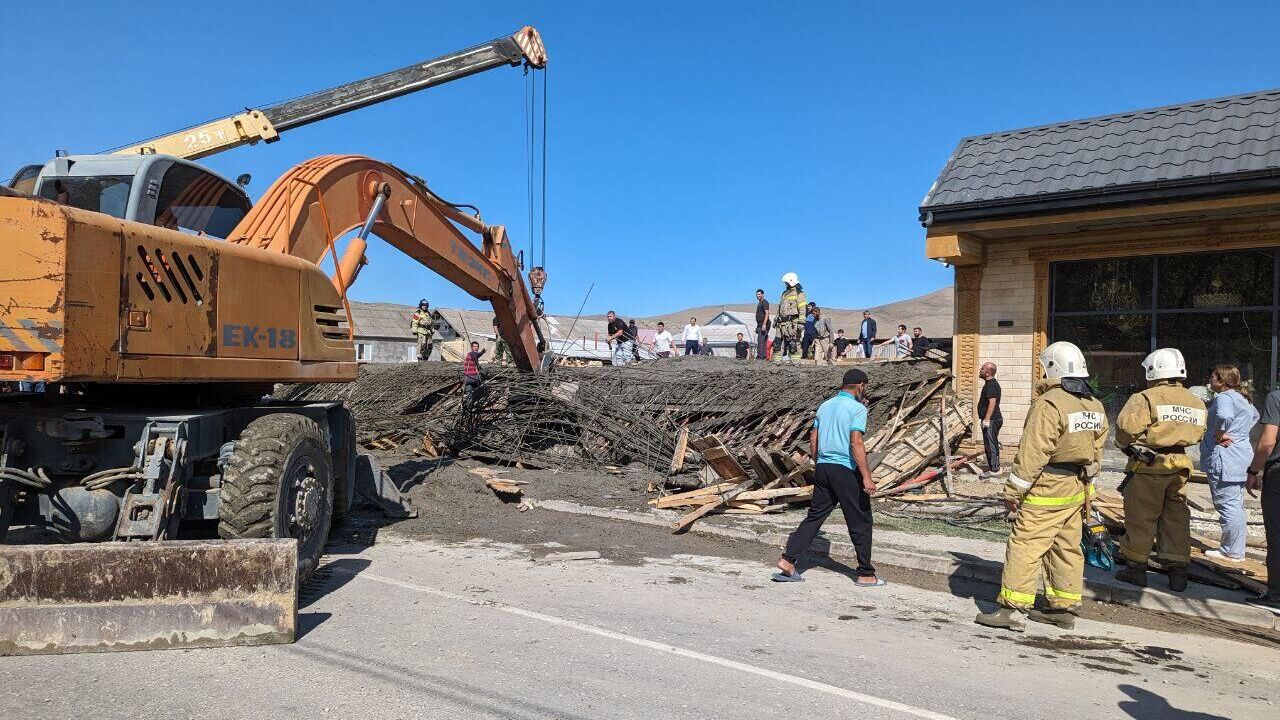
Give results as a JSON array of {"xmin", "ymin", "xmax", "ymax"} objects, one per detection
[{"xmin": 29, "ymin": 154, "xmax": 250, "ymax": 236}]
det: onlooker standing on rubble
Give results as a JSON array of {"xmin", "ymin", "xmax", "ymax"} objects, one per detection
[
  {"xmin": 1246, "ymin": 387, "xmax": 1280, "ymax": 613},
  {"xmin": 911, "ymin": 327, "xmax": 930, "ymax": 358},
  {"xmin": 628, "ymin": 319, "xmax": 641, "ymax": 362},
  {"xmin": 606, "ymin": 310, "xmax": 632, "ymax": 366},
  {"xmin": 754, "ymin": 289, "xmax": 771, "ymax": 360},
  {"xmin": 735, "ymin": 332, "xmax": 749, "ymax": 359},
  {"xmin": 462, "ymin": 340, "xmax": 486, "ymax": 405},
  {"xmin": 698, "ymin": 338, "xmax": 714, "ymax": 357},
  {"xmin": 892, "ymin": 324, "xmax": 912, "ymax": 358},
  {"xmin": 834, "ymin": 329, "xmax": 851, "ymax": 359},
  {"xmin": 810, "ymin": 306, "xmax": 834, "ymax": 365},
  {"xmin": 802, "ymin": 302, "xmax": 817, "ymax": 359},
  {"xmin": 654, "ymin": 322, "xmax": 674, "ymax": 358},
  {"xmin": 857, "ymin": 310, "xmax": 877, "ymax": 360},
  {"xmin": 411, "ymin": 299, "xmax": 434, "ymax": 361},
  {"xmin": 682, "ymin": 317, "xmax": 702, "ymax": 356},
  {"xmin": 979, "ymin": 362, "xmax": 1003, "ymax": 478},
  {"xmin": 1201, "ymin": 364, "xmax": 1258, "ymax": 562},
  {"xmin": 772, "ymin": 368, "xmax": 882, "ymax": 586}
]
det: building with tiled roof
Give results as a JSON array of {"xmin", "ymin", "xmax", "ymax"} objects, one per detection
[{"xmin": 922, "ymin": 88, "xmax": 1280, "ymax": 454}]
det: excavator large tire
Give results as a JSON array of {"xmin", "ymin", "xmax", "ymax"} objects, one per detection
[
  {"xmin": 218, "ymin": 413, "xmax": 333, "ymax": 582},
  {"xmin": 330, "ymin": 406, "xmax": 356, "ymax": 523}
]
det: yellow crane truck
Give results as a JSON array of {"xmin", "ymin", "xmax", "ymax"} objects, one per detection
[{"xmin": 0, "ymin": 28, "xmax": 548, "ymax": 655}]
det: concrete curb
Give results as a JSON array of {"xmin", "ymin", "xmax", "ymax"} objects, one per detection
[{"xmin": 531, "ymin": 499, "xmax": 1279, "ymax": 632}]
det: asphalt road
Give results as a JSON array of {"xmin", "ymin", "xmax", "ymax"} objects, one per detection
[{"xmin": 4, "ymin": 525, "xmax": 1277, "ymax": 720}]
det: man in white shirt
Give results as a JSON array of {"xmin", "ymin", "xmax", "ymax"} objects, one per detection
[
  {"xmin": 682, "ymin": 317, "xmax": 702, "ymax": 356},
  {"xmin": 653, "ymin": 322, "xmax": 675, "ymax": 358},
  {"xmin": 892, "ymin": 324, "xmax": 912, "ymax": 358}
]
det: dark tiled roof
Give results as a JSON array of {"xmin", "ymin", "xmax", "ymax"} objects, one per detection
[{"xmin": 920, "ymin": 88, "xmax": 1280, "ymax": 219}]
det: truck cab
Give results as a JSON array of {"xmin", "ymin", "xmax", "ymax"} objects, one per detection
[{"xmin": 29, "ymin": 154, "xmax": 250, "ymax": 239}]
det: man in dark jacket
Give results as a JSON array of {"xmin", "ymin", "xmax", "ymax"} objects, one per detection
[
  {"xmin": 910, "ymin": 327, "xmax": 930, "ymax": 358},
  {"xmin": 754, "ymin": 289, "xmax": 771, "ymax": 360},
  {"xmin": 857, "ymin": 311, "xmax": 877, "ymax": 359},
  {"xmin": 735, "ymin": 332, "xmax": 750, "ymax": 359},
  {"xmin": 628, "ymin": 319, "xmax": 641, "ymax": 362}
]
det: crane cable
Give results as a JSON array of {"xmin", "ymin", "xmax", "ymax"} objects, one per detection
[
  {"xmin": 522, "ymin": 64, "xmax": 549, "ymax": 271},
  {"xmin": 524, "ymin": 66, "xmax": 535, "ymax": 266},
  {"xmin": 540, "ymin": 66, "xmax": 548, "ymax": 271}
]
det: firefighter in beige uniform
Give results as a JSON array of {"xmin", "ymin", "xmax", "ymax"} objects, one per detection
[
  {"xmin": 410, "ymin": 299, "xmax": 434, "ymax": 361},
  {"xmin": 776, "ymin": 272, "xmax": 807, "ymax": 361},
  {"xmin": 1113, "ymin": 348, "xmax": 1206, "ymax": 591},
  {"xmin": 976, "ymin": 342, "xmax": 1107, "ymax": 632}
]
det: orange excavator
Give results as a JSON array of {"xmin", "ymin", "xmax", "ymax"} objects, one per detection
[{"xmin": 0, "ymin": 28, "xmax": 547, "ymax": 655}]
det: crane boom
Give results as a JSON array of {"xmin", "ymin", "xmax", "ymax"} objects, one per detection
[{"xmin": 110, "ymin": 27, "xmax": 546, "ymax": 161}]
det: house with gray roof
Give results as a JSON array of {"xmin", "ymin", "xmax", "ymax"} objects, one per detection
[
  {"xmin": 921, "ymin": 88, "xmax": 1280, "ymax": 452},
  {"xmin": 347, "ymin": 301, "xmax": 421, "ymax": 363}
]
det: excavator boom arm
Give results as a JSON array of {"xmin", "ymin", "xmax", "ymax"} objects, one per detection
[
  {"xmin": 228, "ymin": 155, "xmax": 543, "ymax": 370},
  {"xmin": 111, "ymin": 27, "xmax": 546, "ymax": 161}
]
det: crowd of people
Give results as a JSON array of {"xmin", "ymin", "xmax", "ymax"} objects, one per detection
[{"xmin": 600, "ymin": 272, "xmax": 933, "ymax": 366}]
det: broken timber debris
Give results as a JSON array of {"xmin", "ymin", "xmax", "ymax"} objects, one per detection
[
  {"xmin": 1091, "ymin": 491, "xmax": 1270, "ymax": 592},
  {"xmin": 278, "ymin": 356, "xmax": 951, "ymax": 481}
]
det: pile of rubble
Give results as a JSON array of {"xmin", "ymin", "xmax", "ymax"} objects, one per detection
[
  {"xmin": 278, "ymin": 356, "xmax": 947, "ymax": 474},
  {"xmin": 280, "ymin": 355, "xmax": 996, "ymax": 530},
  {"xmin": 646, "ymin": 372, "xmax": 990, "ymax": 530}
]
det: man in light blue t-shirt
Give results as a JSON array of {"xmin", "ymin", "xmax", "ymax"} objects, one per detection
[{"xmin": 773, "ymin": 368, "xmax": 882, "ymax": 586}]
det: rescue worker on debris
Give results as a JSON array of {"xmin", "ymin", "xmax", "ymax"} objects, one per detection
[
  {"xmin": 410, "ymin": 300, "xmax": 434, "ymax": 361},
  {"xmin": 976, "ymin": 341, "xmax": 1107, "ymax": 632},
  {"xmin": 1113, "ymin": 348, "xmax": 1207, "ymax": 591},
  {"xmin": 775, "ymin": 272, "xmax": 807, "ymax": 361}
]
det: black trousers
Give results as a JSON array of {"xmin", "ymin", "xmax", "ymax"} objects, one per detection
[
  {"xmin": 783, "ymin": 463, "xmax": 875, "ymax": 576},
  {"xmin": 756, "ymin": 329, "xmax": 769, "ymax": 359},
  {"xmin": 982, "ymin": 417, "xmax": 1003, "ymax": 471},
  {"xmin": 1263, "ymin": 464, "xmax": 1280, "ymax": 598}
]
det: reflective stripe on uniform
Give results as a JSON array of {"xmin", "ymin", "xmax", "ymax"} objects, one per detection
[
  {"xmin": 999, "ymin": 586, "xmax": 1035, "ymax": 606},
  {"xmin": 1006, "ymin": 473, "xmax": 1033, "ymax": 491},
  {"xmin": 1044, "ymin": 585, "xmax": 1082, "ymax": 602},
  {"xmin": 1022, "ymin": 489, "xmax": 1088, "ymax": 506}
]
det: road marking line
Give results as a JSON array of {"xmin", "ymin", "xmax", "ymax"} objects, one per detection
[{"xmin": 357, "ymin": 571, "xmax": 962, "ymax": 720}]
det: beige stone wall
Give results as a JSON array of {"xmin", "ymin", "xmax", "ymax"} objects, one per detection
[{"xmin": 974, "ymin": 244, "xmax": 1037, "ymax": 445}]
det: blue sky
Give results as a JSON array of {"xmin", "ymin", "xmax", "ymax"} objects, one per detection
[{"xmin": 5, "ymin": 2, "xmax": 1280, "ymax": 317}]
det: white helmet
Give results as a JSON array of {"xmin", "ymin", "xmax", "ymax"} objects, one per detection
[
  {"xmin": 781, "ymin": 272, "xmax": 800, "ymax": 287},
  {"xmin": 1142, "ymin": 348, "xmax": 1186, "ymax": 381},
  {"xmin": 1039, "ymin": 341, "xmax": 1089, "ymax": 380}
]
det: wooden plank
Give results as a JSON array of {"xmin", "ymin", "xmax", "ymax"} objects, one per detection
[
  {"xmin": 669, "ymin": 481, "xmax": 758, "ymax": 532},
  {"xmin": 939, "ymin": 394, "xmax": 955, "ymax": 497},
  {"xmin": 669, "ymin": 426, "xmax": 690, "ymax": 474},
  {"xmin": 902, "ymin": 437, "xmax": 931, "ymax": 458},
  {"xmin": 888, "ymin": 493, "xmax": 950, "ymax": 503},
  {"xmin": 648, "ymin": 483, "xmax": 738, "ymax": 508},
  {"xmin": 749, "ymin": 448, "xmax": 780, "ymax": 484},
  {"xmin": 670, "ymin": 463, "xmax": 811, "ymax": 533},
  {"xmin": 695, "ymin": 437, "xmax": 751, "ymax": 482},
  {"xmin": 735, "ymin": 485, "xmax": 814, "ymax": 502}
]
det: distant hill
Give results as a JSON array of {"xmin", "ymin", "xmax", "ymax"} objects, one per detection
[{"xmin": 631, "ymin": 286, "xmax": 954, "ymax": 338}]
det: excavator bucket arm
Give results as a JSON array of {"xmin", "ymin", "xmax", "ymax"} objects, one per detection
[{"xmin": 228, "ymin": 155, "xmax": 544, "ymax": 370}]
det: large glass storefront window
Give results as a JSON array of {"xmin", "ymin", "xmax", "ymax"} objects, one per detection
[{"xmin": 1050, "ymin": 249, "xmax": 1278, "ymax": 415}]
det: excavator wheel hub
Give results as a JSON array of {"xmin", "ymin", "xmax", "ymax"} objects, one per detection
[{"xmin": 291, "ymin": 470, "xmax": 321, "ymax": 533}]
